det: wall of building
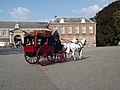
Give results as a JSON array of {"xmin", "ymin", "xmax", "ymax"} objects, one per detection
[
  {"xmin": 50, "ymin": 23, "xmax": 96, "ymax": 47},
  {"xmin": 0, "ymin": 19, "xmax": 96, "ymax": 47}
]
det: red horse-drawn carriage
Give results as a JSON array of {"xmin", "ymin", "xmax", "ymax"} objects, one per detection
[{"xmin": 23, "ymin": 29, "xmax": 66, "ymax": 66}]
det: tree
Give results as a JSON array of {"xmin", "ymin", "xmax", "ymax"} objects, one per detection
[
  {"xmin": 113, "ymin": 10, "xmax": 120, "ymax": 45},
  {"xmin": 95, "ymin": 1, "xmax": 120, "ymax": 46},
  {"xmin": 89, "ymin": 17, "xmax": 96, "ymax": 22}
]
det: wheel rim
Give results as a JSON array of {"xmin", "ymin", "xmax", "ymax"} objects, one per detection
[
  {"xmin": 58, "ymin": 51, "xmax": 67, "ymax": 63},
  {"xmin": 38, "ymin": 55, "xmax": 53, "ymax": 66},
  {"xmin": 47, "ymin": 54, "xmax": 56, "ymax": 62},
  {"xmin": 36, "ymin": 46, "xmax": 54, "ymax": 66},
  {"xmin": 24, "ymin": 54, "xmax": 38, "ymax": 64}
]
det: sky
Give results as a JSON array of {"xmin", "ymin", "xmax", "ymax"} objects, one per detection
[{"xmin": 0, "ymin": 0, "xmax": 116, "ymax": 21}]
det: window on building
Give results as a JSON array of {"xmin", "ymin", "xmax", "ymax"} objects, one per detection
[
  {"xmin": 68, "ymin": 26, "xmax": 72, "ymax": 34},
  {"xmin": 61, "ymin": 26, "xmax": 65, "ymax": 34},
  {"xmin": 75, "ymin": 26, "xmax": 79, "ymax": 34},
  {"xmin": 0, "ymin": 30, "xmax": 1, "ymax": 36},
  {"xmin": 89, "ymin": 26, "xmax": 93, "ymax": 33},
  {"xmin": 1, "ymin": 30, "xmax": 7, "ymax": 36},
  {"xmin": 82, "ymin": 26, "xmax": 86, "ymax": 33}
]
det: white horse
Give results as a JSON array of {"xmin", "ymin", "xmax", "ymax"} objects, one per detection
[{"xmin": 63, "ymin": 38, "xmax": 86, "ymax": 60}]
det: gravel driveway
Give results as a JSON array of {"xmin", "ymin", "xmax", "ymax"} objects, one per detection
[{"xmin": 0, "ymin": 46, "xmax": 120, "ymax": 90}]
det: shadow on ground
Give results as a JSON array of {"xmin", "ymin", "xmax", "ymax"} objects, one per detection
[{"xmin": 38, "ymin": 56, "xmax": 91, "ymax": 66}]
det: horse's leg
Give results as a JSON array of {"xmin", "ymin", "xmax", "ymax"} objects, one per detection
[
  {"xmin": 78, "ymin": 49, "xmax": 82, "ymax": 60},
  {"xmin": 66, "ymin": 44, "xmax": 70, "ymax": 54},
  {"xmin": 72, "ymin": 51, "xmax": 76, "ymax": 60}
]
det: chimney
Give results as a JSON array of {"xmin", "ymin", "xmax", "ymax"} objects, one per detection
[{"xmin": 54, "ymin": 16, "xmax": 57, "ymax": 19}]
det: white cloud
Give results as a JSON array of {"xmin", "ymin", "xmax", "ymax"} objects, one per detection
[
  {"xmin": 72, "ymin": 5, "xmax": 102, "ymax": 17},
  {"xmin": 10, "ymin": 7, "xmax": 31, "ymax": 19}
]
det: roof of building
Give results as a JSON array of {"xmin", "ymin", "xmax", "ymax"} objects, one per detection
[
  {"xmin": 0, "ymin": 21, "xmax": 48, "ymax": 28},
  {"xmin": 0, "ymin": 17, "xmax": 95, "ymax": 29},
  {"xmin": 52, "ymin": 17, "xmax": 95, "ymax": 24}
]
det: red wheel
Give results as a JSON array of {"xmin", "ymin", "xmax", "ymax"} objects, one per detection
[
  {"xmin": 36, "ymin": 46, "xmax": 54, "ymax": 66},
  {"xmin": 47, "ymin": 54, "xmax": 56, "ymax": 62},
  {"xmin": 37, "ymin": 54, "xmax": 53, "ymax": 66},
  {"xmin": 24, "ymin": 53, "xmax": 38, "ymax": 64},
  {"xmin": 57, "ymin": 51, "xmax": 67, "ymax": 63}
]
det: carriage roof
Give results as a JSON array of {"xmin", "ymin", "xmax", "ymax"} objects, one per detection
[{"xmin": 26, "ymin": 29, "xmax": 52, "ymax": 37}]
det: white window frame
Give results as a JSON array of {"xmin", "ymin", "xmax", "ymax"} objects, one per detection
[
  {"xmin": 82, "ymin": 26, "xmax": 86, "ymax": 33},
  {"xmin": 75, "ymin": 26, "xmax": 79, "ymax": 34},
  {"xmin": 61, "ymin": 26, "xmax": 65, "ymax": 34},
  {"xmin": 89, "ymin": 26, "xmax": 93, "ymax": 33},
  {"xmin": 68, "ymin": 26, "xmax": 72, "ymax": 34},
  {"xmin": 1, "ymin": 30, "xmax": 7, "ymax": 36}
]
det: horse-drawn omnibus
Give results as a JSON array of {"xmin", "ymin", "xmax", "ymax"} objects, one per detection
[{"xmin": 23, "ymin": 29, "xmax": 66, "ymax": 66}]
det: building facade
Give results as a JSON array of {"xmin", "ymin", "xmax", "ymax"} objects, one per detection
[
  {"xmin": 0, "ymin": 21, "xmax": 48, "ymax": 47},
  {"xmin": 50, "ymin": 17, "xmax": 96, "ymax": 47},
  {"xmin": 0, "ymin": 17, "xmax": 96, "ymax": 47}
]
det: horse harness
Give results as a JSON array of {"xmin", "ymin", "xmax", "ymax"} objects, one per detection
[{"xmin": 77, "ymin": 41, "xmax": 84, "ymax": 49}]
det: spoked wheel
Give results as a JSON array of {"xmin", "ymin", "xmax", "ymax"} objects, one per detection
[
  {"xmin": 47, "ymin": 54, "xmax": 56, "ymax": 62},
  {"xmin": 57, "ymin": 51, "xmax": 67, "ymax": 63},
  {"xmin": 24, "ymin": 53, "xmax": 38, "ymax": 64},
  {"xmin": 36, "ymin": 46, "xmax": 54, "ymax": 66},
  {"xmin": 37, "ymin": 54, "xmax": 53, "ymax": 66}
]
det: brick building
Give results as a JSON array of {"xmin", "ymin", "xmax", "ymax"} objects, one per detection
[
  {"xmin": 0, "ymin": 16, "xmax": 96, "ymax": 47},
  {"xmin": 50, "ymin": 17, "xmax": 96, "ymax": 47}
]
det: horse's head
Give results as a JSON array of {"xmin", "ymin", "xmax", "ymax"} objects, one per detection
[
  {"xmin": 82, "ymin": 38, "xmax": 86, "ymax": 45},
  {"xmin": 72, "ymin": 36, "xmax": 79, "ymax": 43},
  {"xmin": 78, "ymin": 38, "xmax": 86, "ymax": 48}
]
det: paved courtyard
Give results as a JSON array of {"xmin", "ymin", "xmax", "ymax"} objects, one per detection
[{"xmin": 0, "ymin": 46, "xmax": 120, "ymax": 90}]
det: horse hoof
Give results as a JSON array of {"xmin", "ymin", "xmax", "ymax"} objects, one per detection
[
  {"xmin": 78, "ymin": 57, "xmax": 82, "ymax": 60},
  {"xmin": 80, "ymin": 57, "xmax": 82, "ymax": 60}
]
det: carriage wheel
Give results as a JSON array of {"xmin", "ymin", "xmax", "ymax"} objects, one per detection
[
  {"xmin": 36, "ymin": 46, "xmax": 53, "ymax": 66},
  {"xmin": 37, "ymin": 54, "xmax": 53, "ymax": 66},
  {"xmin": 57, "ymin": 51, "xmax": 67, "ymax": 63},
  {"xmin": 24, "ymin": 54, "xmax": 38, "ymax": 64},
  {"xmin": 47, "ymin": 54, "xmax": 56, "ymax": 62}
]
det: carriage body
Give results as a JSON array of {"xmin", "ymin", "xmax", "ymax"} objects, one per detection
[{"xmin": 23, "ymin": 29, "xmax": 66, "ymax": 66}]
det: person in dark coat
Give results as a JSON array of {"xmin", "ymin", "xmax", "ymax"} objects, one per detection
[{"xmin": 52, "ymin": 30, "xmax": 62, "ymax": 52}]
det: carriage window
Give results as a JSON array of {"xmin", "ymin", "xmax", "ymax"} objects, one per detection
[
  {"xmin": 24, "ymin": 36, "xmax": 34, "ymax": 46},
  {"xmin": 68, "ymin": 26, "xmax": 72, "ymax": 34},
  {"xmin": 26, "ymin": 39, "xmax": 32, "ymax": 45},
  {"xmin": 61, "ymin": 26, "xmax": 65, "ymax": 34},
  {"xmin": 82, "ymin": 26, "xmax": 86, "ymax": 33},
  {"xmin": 75, "ymin": 26, "xmax": 79, "ymax": 34},
  {"xmin": 37, "ymin": 39, "xmax": 42, "ymax": 46}
]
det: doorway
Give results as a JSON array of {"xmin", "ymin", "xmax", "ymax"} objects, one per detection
[{"xmin": 14, "ymin": 35, "xmax": 22, "ymax": 48}]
